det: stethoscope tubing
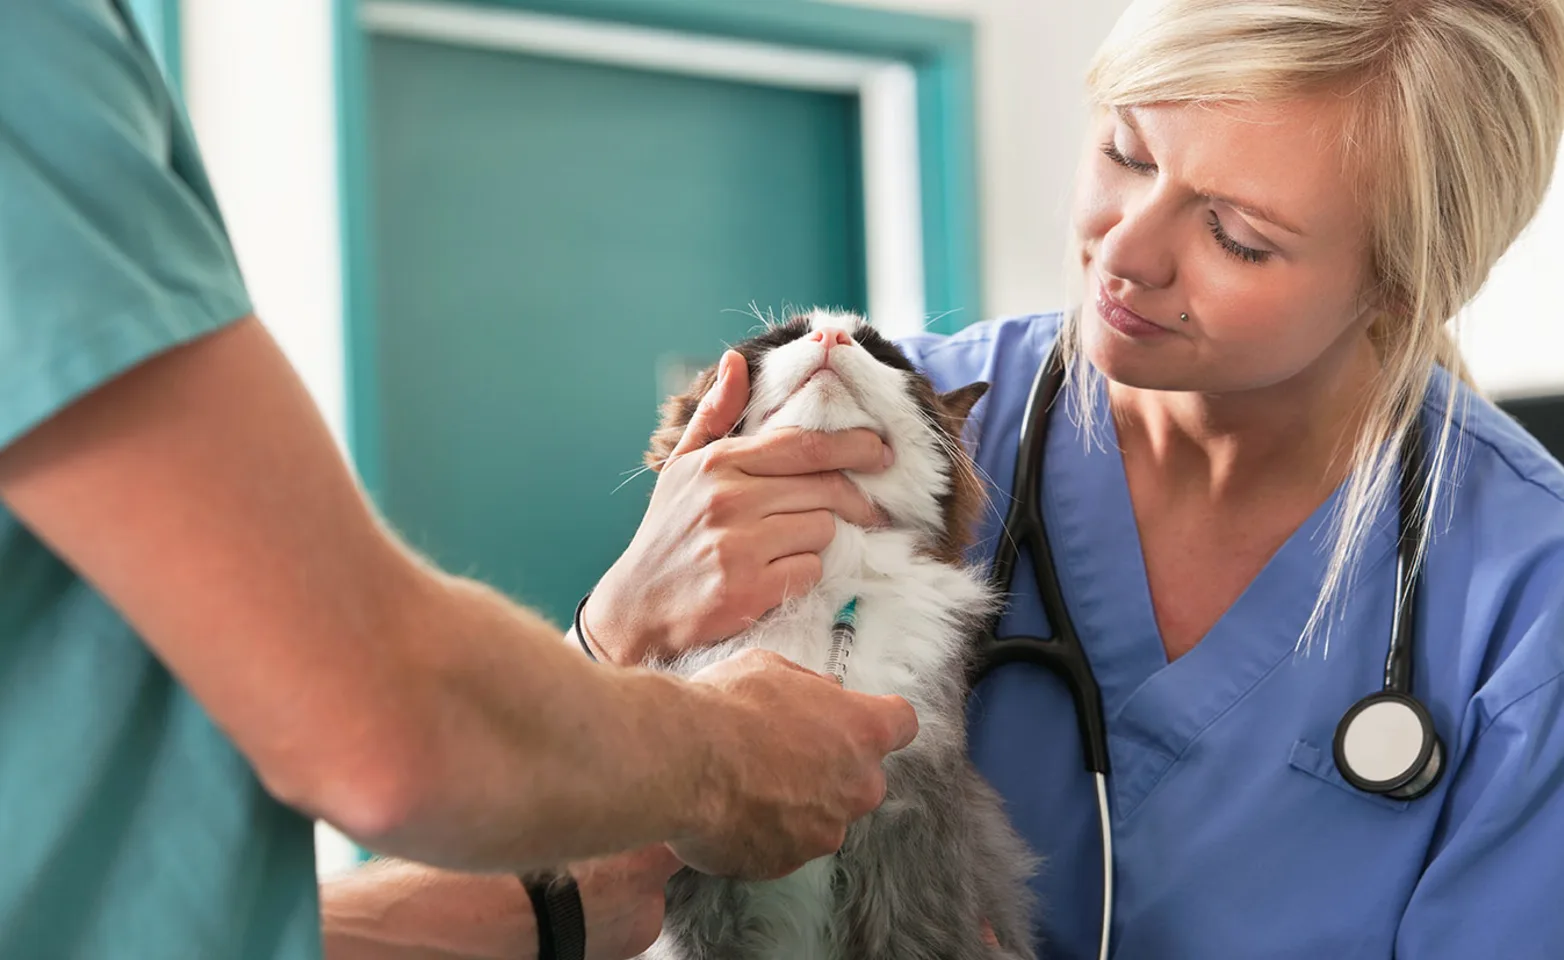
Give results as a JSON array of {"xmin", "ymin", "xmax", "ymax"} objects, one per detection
[{"xmin": 970, "ymin": 344, "xmax": 1443, "ymax": 958}]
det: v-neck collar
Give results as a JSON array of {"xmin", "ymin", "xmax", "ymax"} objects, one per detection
[{"xmin": 1041, "ymin": 380, "xmax": 1399, "ymax": 816}]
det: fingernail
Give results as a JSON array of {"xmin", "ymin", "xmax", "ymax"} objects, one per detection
[
  {"xmin": 714, "ymin": 356, "xmax": 728, "ymax": 389},
  {"xmin": 883, "ymin": 444, "xmax": 895, "ymax": 469}
]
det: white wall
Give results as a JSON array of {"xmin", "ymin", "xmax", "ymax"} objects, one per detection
[
  {"xmin": 182, "ymin": 1, "xmax": 347, "ymax": 446},
  {"xmin": 835, "ymin": 0, "xmax": 1132, "ymax": 319},
  {"xmin": 1462, "ymin": 178, "xmax": 1564, "ymax": 399}
]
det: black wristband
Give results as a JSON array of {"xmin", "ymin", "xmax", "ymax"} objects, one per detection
[
  {"xmin": 573, "ymin": 590, "xmax": 599, "ymax": 662},
  {"xmin": 521, "ymin": 871, "xmax": 586, "ymax": 960}
]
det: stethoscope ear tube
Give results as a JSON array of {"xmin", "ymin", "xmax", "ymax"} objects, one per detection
[
  {"xmin": 975, "ymin": 348, "xmax": 1111, "ymax": 774},
  {"xmin": 972, "ymin": 345, "xmax": 1443, "ymax": 797},
  {"xmin": 1331, "ymin": 418, "xmax": 1445, "ymax": 800},
  {"xmin": 977, "ymin": 633, "xmax": 1112, "ymax": 775},
  {"xmin": 966, "ymin": 338, "xmax": 1444, "ymax": 960}
]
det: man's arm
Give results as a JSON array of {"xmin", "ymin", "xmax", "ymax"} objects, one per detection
[
  {"xmin": 0, "ymin": 316, "xmax": 913, "ymax": 874},
  {"xmin": 320, "ymin": 846, "xmax": 679, "ymax": 960}
]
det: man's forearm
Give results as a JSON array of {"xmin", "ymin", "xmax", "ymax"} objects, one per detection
[
  {"xmin": 339, "ymin": 565, "xmax": 726, "ymax": 873},
  {"xmin": 320, "ymin": 858, "xmax": 535, "ymax": 960},
  {"xmin": 0, "ymin": 315, "xmax": 728, "ymax": 874},
  {"xmin": 321, "ymin": 846, "xmax": 678, "ymax": 960}
]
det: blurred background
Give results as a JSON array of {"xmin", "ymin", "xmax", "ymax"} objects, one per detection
[{"xmin": 125, "ymin": 0, "xmax": 1564, "ymax": 876}]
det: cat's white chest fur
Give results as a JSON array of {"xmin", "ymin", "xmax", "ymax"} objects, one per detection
[
  {"xmin": 660, "ymin": 521, "xmax": 994, "ymax": 960},
  {"xmin": 742, "ymin": 520, "xmax": 988, "ymax": 701}
]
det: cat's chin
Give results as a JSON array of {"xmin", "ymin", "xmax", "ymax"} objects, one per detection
[
  {"xmin": 755, "ymin": 376, "xmax": 886, "ymax": 442},
  {"xmin": 757, "ymin": 406, "xmax": 887, "ymax": 445}
]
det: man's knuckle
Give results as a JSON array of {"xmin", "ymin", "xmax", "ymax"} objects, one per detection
[
  {"xmin": 827, "ymin": 822, "xmax": 848, "ymax": 852},
  {"xmin": 855, "ymin": 773, "xmax": 886, "ymax": 814},
  {"xmin": 743, "ymin": 648, "xmax": 779, "ymax": 667}
]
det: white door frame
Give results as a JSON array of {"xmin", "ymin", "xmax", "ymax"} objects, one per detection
[{"xmin": 360, "ymin": 0, "xmax": 928, "ymax": 336}]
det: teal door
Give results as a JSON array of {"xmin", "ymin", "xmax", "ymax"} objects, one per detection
[{"xmin": 362, "ymin": 35, "xmax": 867, "ymax": 624}]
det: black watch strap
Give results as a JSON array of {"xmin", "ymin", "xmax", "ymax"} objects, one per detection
[
  {"xmin": 572, "ymin": 590, "xmax": 599, "ymax": 662},
  {"xmin": 522, "ymin": 871, "xmax": 586, "ymax": 960}
]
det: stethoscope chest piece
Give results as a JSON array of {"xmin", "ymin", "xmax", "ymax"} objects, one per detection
[{"xmin": 1332, "ymin": 691, "xmax": 1445, "ymax": 800}]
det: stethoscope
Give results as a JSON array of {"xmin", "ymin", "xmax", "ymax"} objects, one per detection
[{"xmin": 972, "ymin": 346, "xmax": 1444, "ymax": 960}]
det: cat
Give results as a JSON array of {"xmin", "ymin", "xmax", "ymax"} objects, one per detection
[{"xmin": 634, "ymin": 308, "xmax": 1041, "ymax": 960}]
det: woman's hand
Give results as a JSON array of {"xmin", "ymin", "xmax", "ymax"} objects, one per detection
[{"xmin": 583, "ymin": 350, "xmax": 892, "ymax": 664}]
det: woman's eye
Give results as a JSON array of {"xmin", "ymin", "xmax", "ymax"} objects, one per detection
[
  {"xmin": 1207, "ymin": 211, "xmax": 1272, "ymax": 265},
  {"xmin": 1101, "ymin": 141, "xmax": 1156, "ymax": 174}
]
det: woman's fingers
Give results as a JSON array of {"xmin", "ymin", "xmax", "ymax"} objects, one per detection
[
  {"xmin": 760, "ymin": 552, "xmax": 826, "ymax": 607},
  {"xmin": 669, "ymin": 351, "xmax": 749, "ymax": 460},
  {"xmin": 699, "ymin": 471, "xmax": 882, "ymax": 531},
  {"xmin": 753, "ymin": 510, "xmax": 837, "ymax": 561},
  {"xmin": 724, "ymin": 427, "xmax": 893, "ymax": 478},
  {"xmin": 746, "ymin": 472, "xmax": 884, "ymax": 529}
]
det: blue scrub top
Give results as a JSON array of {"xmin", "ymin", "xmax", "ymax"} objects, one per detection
[
  {"xmin": 0, "ymin": 1, "xmax": 320, "ymax": 957},
  {"xmin": 899, "ymin": 314, "xmax": 1564, "ymax": 959}
]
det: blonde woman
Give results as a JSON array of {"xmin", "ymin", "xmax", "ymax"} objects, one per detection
[{"xmin": 580, "ymin": 0, "xmax": 1564, "ymax": 956}]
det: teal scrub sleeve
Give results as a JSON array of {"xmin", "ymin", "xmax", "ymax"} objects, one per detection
[
  {"xmin": 0, "ymin": 0, "xmax": 253, "ymax": 453},
  {"xmin": 1395, "ymin": 619, "xmax": 1564, "ymax": 955}
]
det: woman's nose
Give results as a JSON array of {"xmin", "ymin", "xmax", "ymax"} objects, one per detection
[{"xmin": 1094, "ymin": 196, "xmax": 1179, "ymax": 292}]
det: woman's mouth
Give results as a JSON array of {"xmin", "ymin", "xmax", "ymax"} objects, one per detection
[{"xmin": 1095, "ymin": 286, "xmax": 1173, "ymax": 339}]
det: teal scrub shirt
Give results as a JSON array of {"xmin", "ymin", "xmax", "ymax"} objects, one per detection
[{"xmin": 0, "ymin": 1, "xmax": 322, "ymax": 957}]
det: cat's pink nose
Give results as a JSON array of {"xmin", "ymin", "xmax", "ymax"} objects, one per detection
[{"xmin": 809, "ymin": 327, "xmax": 855, "ymax": 351}]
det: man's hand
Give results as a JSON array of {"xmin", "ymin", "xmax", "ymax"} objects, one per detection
[
  {"xmin": 670, "ymin": 649, "xmax": 918, "ymax": 881},
  {"xmin": 575, "ymin": 844, "xmax": 684, "ymax": 960},
  {"xmin": 584, "ymin": 350, "xmax": 892, "ymax": 665}
]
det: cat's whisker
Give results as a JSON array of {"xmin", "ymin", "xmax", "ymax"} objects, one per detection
[
  {"xmin": 922, "ymin": 308, "xmax": 961, "ymax": 330},
  {"xmin": 926, "ymin": 426, "xmax": 1020, "ymax": 555},
  {"xmin": 610, "ymin": 462, "xmax": 658, "ymax": 495},
  {"xmin": 722, "ymin": 301, "xmax": 775, "ymax": 336}
]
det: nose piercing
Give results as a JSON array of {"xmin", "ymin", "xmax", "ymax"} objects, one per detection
[{"xmin": 1180, "ymin": 313, "xmax": 1190, "ymax": 323}]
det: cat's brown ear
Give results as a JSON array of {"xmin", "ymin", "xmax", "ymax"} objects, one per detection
[
  {"xmin": 938, "ymin": 381, "xmax": 989, "ymax": 426},
  {"xmin": 644, "ymin": 363, "xmax": 720, "ymax": 471}
]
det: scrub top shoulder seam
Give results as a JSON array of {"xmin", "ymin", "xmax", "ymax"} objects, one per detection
[
  {"xmin": 1429, "ymin": 391, "xmax": 1564, "ymax": 508},
  {"xmin": 1472, "ymin": 667, "xmax": 1564, "ymax": 741},
  {"xmin": 907, "ymin": 312, "xmax": 1062, "ymax": 360}
]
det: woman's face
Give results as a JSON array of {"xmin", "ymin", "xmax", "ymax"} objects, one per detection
[{"xmin": 1071, "ymin": 96, "xmax": 1380, "ymax": 395}]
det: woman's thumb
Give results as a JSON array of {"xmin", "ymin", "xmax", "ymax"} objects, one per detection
[{"xmin": 671, "ymin": 350, "xmax": 749, "ymax": 458}]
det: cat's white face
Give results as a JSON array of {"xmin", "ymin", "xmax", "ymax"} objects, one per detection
[
  {"xmin": 743, "ymin": 310, "xmax": 917, "ymax": 441},
  {"xmin": 736, "ymin": 309, "xmax": 985, "ymax": 545}
]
